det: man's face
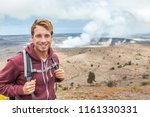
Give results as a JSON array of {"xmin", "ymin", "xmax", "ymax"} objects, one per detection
[{"xmin": 32, "ymin": 25, "xmax": 52, "ymax": 53}]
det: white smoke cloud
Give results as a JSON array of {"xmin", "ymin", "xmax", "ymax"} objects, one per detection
[
  {"xmin": 58, "ymin": 33, "xmax": 91, "ymax": 48},
  {"xmin": 0, "ymin": 0, "xmax": 150, "ymax": 47},
  {"xmin": 58, "ymin": 0, "xmax": 150, "ymax": 47}
]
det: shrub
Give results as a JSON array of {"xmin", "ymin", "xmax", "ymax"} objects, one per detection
[
  {"xmin": 70, "ymin": 82, "xmax": 74, "ymax": 88},
  {"xmin": 66, "ymin": 60, "xmax": 71, "ymax": 63},
  {"xmin": 118, "ymin": 65, "xmax": 122, "ymax": 68},
  {"xmin": 142, "ymin": 74, "xmax": 149, "ymax": 79},
  {"xmin": 117, "ymin": 62, "xmax": 120, "ymax": 65},
  {"xmin": 107, "ymin": 80, "xmax": 117, "ymax": 87},
  {"xmin": 122, "ymin": 76, "xmax": 127, "ymax": 80},
  {"xmin": 141, "ymin": 81, "xmax": 150, "ymax": 86},
  {"xmin": 123, "ymin": 61, "xmax": 132, "ymax": 67},
  {"xmin": 131, "ymin": 85, "xmax": 142, "ymax": 92},
  {"xmin": 87, "ymin": 71, "xmax": 96, "ymax": 85},
  {"xmin": 110, "ymin": 67, "xmax": 115, "ymax": 70},
  {"xmin": 62, "ymin": 87, "xmax": 69, "ymax": 90}
]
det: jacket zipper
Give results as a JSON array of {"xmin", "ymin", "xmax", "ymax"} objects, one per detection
[{"xmin": 41, "ymin": 60, "xmax": 49, "ymax": 100}]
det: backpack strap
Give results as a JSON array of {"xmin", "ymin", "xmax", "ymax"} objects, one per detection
[
  {"xmin": 22, "ymin": 50, "xmax": 35, "ymax": 99},
  {"xmin": 51, "ymin": 54, "xmax": 59, "ymax": 91},
  {"xmin": 51, "ymin": 55, "xmax": 62, "ymax": 82},
  {"xmin": 51, "ymin": 54, "xmax": 64, "ymax": 92},
  {"xmin": 51, "ymin": 55, "xmax": 59, "ymax": 69}
]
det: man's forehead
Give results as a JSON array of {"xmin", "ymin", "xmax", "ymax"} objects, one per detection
[{"xmin": 34, "ymin": 25, "xmax": 50, "ymax": 33}]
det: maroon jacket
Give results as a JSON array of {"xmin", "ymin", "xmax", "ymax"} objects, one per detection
[{"xmin": 0, "ymin": 43, "xmax": 60, "ymax": 100}]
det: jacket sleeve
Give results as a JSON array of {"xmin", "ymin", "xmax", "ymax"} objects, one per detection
[{"xmin": 0, "ymin": 59, "xmax": 24, "ymax": 97}]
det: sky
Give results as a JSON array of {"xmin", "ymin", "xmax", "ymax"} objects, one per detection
[{"xmin": 0, "ymin": 0, "xmax": 150, "ymax": 36}]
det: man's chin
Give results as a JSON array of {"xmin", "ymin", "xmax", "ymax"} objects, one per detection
[
  {"xmin": 39, "ymin": 47, "xmax": 49, "ymax": 52},
  {"xmin": 40, "ymin": 49, "xmax": 48, "ymax": 52}
]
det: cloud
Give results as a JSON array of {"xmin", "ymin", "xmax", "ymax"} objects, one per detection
[
  {"xmin": 0, "ymin": 0, "xmax": 102, "ymax": 20},
  {"xmin": 0, "ymin": 0, "xmax": 150, "ymax": 23},
  {"xmin": 0, "ymin": 0, "xmax": 150, "ymax": 41}
]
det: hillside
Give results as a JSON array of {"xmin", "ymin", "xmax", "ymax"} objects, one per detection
[{"xmin": 55, "ymin": 44, "xmax": 150, "ymax": 99}]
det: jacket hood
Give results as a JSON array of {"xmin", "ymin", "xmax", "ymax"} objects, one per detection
[{"xmin": 25, "ymin": 43, "xmax": 54, "ymax": 61}]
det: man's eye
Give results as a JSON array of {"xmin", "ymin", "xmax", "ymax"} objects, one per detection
[
  {"xmin": 35, "ymin": 34, "xmax": 42, "ymax": 38},
  {"xmin": 45, "ymin": 34, "xmax": 50, "ymax": 38}
]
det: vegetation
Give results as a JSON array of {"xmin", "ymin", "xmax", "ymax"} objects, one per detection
[
  {"xmin": 107, "ymin": 80, "xmax": 117, "ymax": 87},
  {"xmin": 87, "ymin": 71, "xmax": 96, "ymax": 85},
  {"xmin": 110, "ymin": 67, "xmax": 115, "ymax": 70},
  {"xmin": 123, "ymin": 61, "xmax": 132, "ymax": 67},
  {"xmin": 141, "ymin": 81, "xmax": 150, "ymax": 86},
  {"xmin": 142, "ymin": 74, "xmax": 149, "ymax": 79}
]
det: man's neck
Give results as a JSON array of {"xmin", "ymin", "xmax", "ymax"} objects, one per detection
[
  {"xmin": 39, "ymin": 53, "xmax": 48, "ymax": 60},
  {"xmin": 34, "ymin": 48, "xmax": 48, "ymax": 60}
]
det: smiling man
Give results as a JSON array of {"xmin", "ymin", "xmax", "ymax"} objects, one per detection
[{"xmin": 0, "ymin": 19, "xmax": 64, "ymax": 100}]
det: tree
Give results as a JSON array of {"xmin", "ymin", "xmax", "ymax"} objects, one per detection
[{"xmin": 87, "ymin": 71, "xmax": 96, "ymax": 85}]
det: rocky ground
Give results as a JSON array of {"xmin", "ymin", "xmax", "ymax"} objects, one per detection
[{"xmin": 55, "ymin": 44, "xmax": 150, "ymax": 100}]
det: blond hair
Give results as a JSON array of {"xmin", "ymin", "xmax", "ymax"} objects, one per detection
[{"xmin": 31, "ymin": 19, "xmax": 53, "ymax": 36}]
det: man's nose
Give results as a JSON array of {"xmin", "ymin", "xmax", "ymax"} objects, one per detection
[{"xmin": 41, "ymin": 36, "xmax": 47, "ymax": 42}]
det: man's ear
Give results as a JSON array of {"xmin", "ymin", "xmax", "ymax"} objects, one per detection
[{"xmin": 51, "ymin": 31, "xmax": 53, "ymax": 35}]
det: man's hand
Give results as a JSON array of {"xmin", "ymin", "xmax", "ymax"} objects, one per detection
[
  {"xmin": 23, "ymin": 79, "xmax": 36, "ymax": 95},
  {"xmin": 54, "ymin": 68, "xmax": 65, "ymax": 81}
]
